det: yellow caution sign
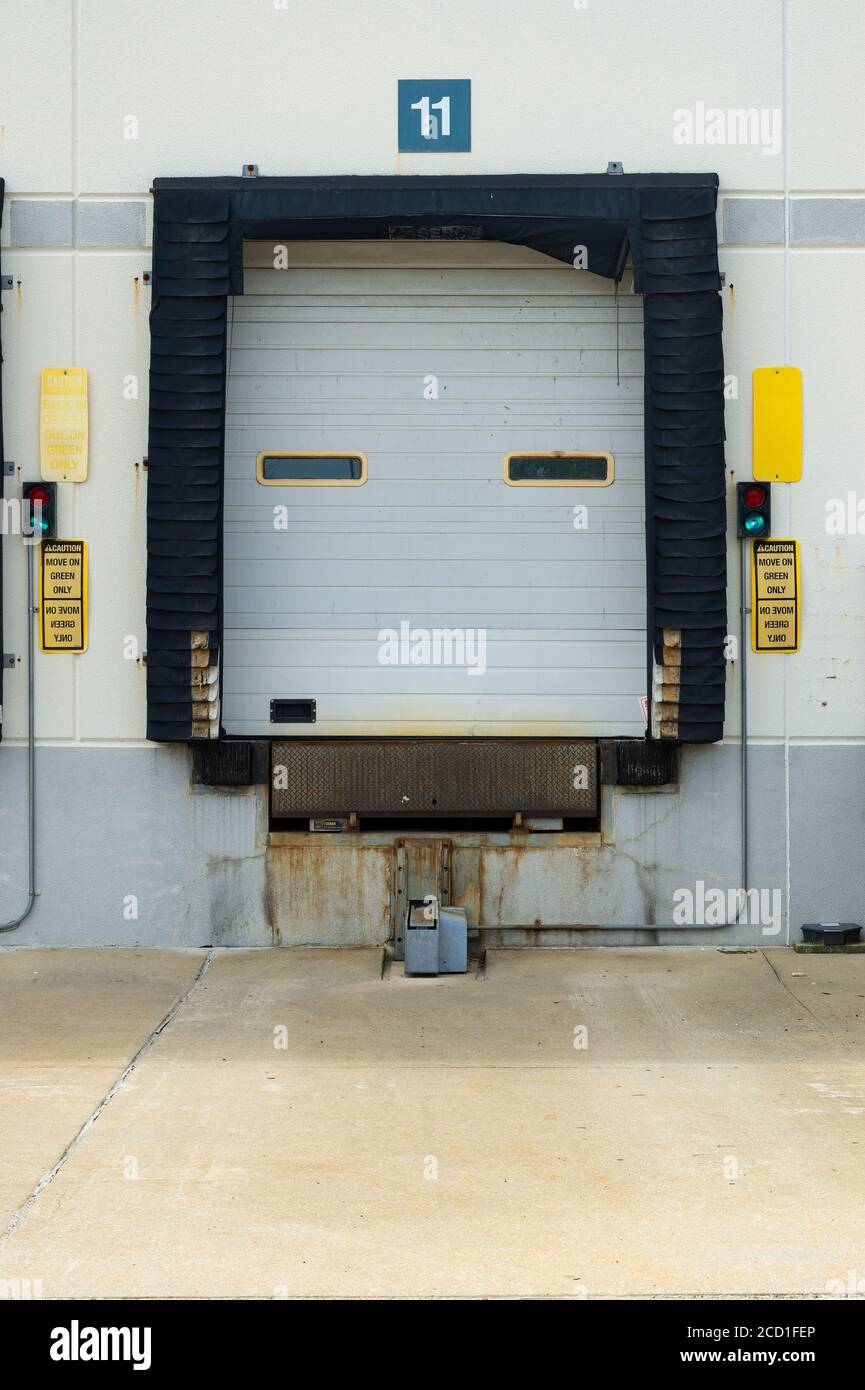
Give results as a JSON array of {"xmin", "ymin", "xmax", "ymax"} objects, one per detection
[
  {"xmin": 753, "ymin": 366, "xmax": 802, "ymax": 482},
  {"xmin": 39, "ymin": 540, "xmax": 88, "ymax": 653},
  {"xmin": 40, "ymin": 367, "xmax": 89, "ymax": 482},
  {"xmin": 751, "ymin": 538, "xmax": 800, "ymax": 652}
]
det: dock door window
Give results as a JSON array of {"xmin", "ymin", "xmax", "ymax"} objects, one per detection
[
  {"xmin": 256, "ymin": 452, "xmax": 367, "ymax": 485},
  {"xmin": 504, "ymin": 452, "xmax": 614, "ymax": 486}
]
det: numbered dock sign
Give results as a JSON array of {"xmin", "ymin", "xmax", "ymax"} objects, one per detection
[
  {"xmin": 39, "ymin": 540, "xmax": 88, "ymax": 653},
  {"xmin": 751, "ymin": 538, "xmax": 800, "ymax": 652},
  {"xmin": 398, "ymin": 80, "xmax": 471, "ymax": 151}
]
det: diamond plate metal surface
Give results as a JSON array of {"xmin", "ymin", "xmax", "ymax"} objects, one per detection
[{"xmin": 270, "ymin": 738, "xmax": 597, "ymax": 818}]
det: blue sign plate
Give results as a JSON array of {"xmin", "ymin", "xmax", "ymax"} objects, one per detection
[{"xmin": 397, "ymin": 79, "xmax": 471, "ymax": 152}]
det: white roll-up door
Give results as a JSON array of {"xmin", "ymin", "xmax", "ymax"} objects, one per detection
[{"xmin": 223, "ymin": 242, "xmax": 646, "ymax": 737}]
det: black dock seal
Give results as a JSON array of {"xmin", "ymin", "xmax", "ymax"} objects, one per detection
[{"xmin": 146, "ymin": 173, "xmax": 726, "ymax": 743}]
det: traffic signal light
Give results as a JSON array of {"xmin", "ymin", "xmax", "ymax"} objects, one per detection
[
  {"xmin": 22, "ymin": 481, "xmax": 57, "ymax": 538},
  {"xmin": 736, "ymin": 480, "xmax": 771, "ymax": 539}
]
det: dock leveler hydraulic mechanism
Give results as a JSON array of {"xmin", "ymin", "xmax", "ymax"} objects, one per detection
[{"xmin": 404, "ymin": 900, "xmax": 468, "ymax": 977}]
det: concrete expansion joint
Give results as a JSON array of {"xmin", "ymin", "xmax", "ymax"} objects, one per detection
[{"xmin": 0, "ymin": 948, "xmax": 214, "ymax": 1251}]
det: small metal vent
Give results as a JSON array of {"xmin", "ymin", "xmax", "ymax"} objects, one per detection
[{"xmin": 270, "ymin": 738, "xmax": 597, "ymax": 819}]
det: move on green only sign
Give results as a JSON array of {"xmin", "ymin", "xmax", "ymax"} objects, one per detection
[
  {"xmin": 751, "ymin": 538, "xmax": 800, "ymax": 652},
  {"xmin": 39, "ymin": 539, "xmax": 88, "ymax": 653}
]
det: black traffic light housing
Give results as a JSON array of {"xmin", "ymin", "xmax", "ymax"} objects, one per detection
[
  {"xmin": 22, "ymin": 480, "xmax": 57, "ymax": 539},
  {"xmin": 736, "ymin": 480, "xmax": 771, "ymax": 539}
]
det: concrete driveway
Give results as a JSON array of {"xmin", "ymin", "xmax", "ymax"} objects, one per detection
[{"xmin": 0, "ymin": 946, "xmax": 863, "ymax": 1299}]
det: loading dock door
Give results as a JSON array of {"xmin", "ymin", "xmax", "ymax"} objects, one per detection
[{"xmin": 222, "ymin": 242, "xmax": 646, "ymax": 737}]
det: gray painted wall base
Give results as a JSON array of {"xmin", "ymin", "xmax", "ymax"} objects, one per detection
[
  {"xmin": 0, "ymin": 743, "xmax": 860, "ymax": 947},
  {"xmin": 0, "ymin": 746, "xmax": 267, "ymax": 947}
]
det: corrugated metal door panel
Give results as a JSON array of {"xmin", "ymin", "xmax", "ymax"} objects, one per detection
[{"xmin": 223, "ymin": 257, "xmax": 646, "ymax": 737}]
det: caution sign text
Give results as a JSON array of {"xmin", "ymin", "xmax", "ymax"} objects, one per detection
[
  {"xmin": 39, "ymin": 540, "xmax": 88, "ymax": 653},
  {"xmin": 752, "ymin": 538, "xmax": 800, "ymax": 653},
  {"xmin": 40, "ymin": 367, "xmax": 88, "ymax": 483}
]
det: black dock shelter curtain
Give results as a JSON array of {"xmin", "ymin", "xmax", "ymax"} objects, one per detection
[{"xmin": 146, "ymin": 173, "xmax": 727, "ymax": 743}]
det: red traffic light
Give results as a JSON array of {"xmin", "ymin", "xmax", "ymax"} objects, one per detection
[
  {"xmin": 22, "ymin": 480, "xmax": 57, "ymax": 537},
  {"xmin": 736, "ymin": 480, "xmax": 772, "ymax": 539}
]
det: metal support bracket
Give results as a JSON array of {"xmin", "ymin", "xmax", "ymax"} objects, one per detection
[
  {"xmin": 4, "ymin": 460, "xmax": 15, "ymax": 477},
  {"xmin": 2, "ymin": 654, "xmax": 17, "ymax": 669},
  {"xmin": 1, "ymin": 276, "xmax": 13, "ymax": 291},
  {"xmin": 242, "ymin": 164, "xmax": 259, "ymax": 178},
  {"xmin": 392, "ymin": 838, "xmax": 451, "ymax": 961},
  {"xmin": 606, "ymin": 161, "xmax": 624, "ymax": 175}
]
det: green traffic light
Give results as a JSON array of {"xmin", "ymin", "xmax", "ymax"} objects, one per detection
[{"xmin": 744, "ymin": 513, "xmax": 766, "ymax": 534}]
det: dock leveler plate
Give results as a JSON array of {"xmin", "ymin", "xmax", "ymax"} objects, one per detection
[{"xmin": 270, "ymin": 738, "xmax": 598, "ymax": 820}]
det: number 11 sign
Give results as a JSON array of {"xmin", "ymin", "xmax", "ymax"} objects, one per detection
[{"xmin": 398, "ymin": 80, "xmax": 471, "ymax": 152}]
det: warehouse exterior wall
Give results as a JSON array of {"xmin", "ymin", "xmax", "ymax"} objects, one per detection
[{"xmin": 1, "ymin": 0, "xmax": 864, "ymax": 946}]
